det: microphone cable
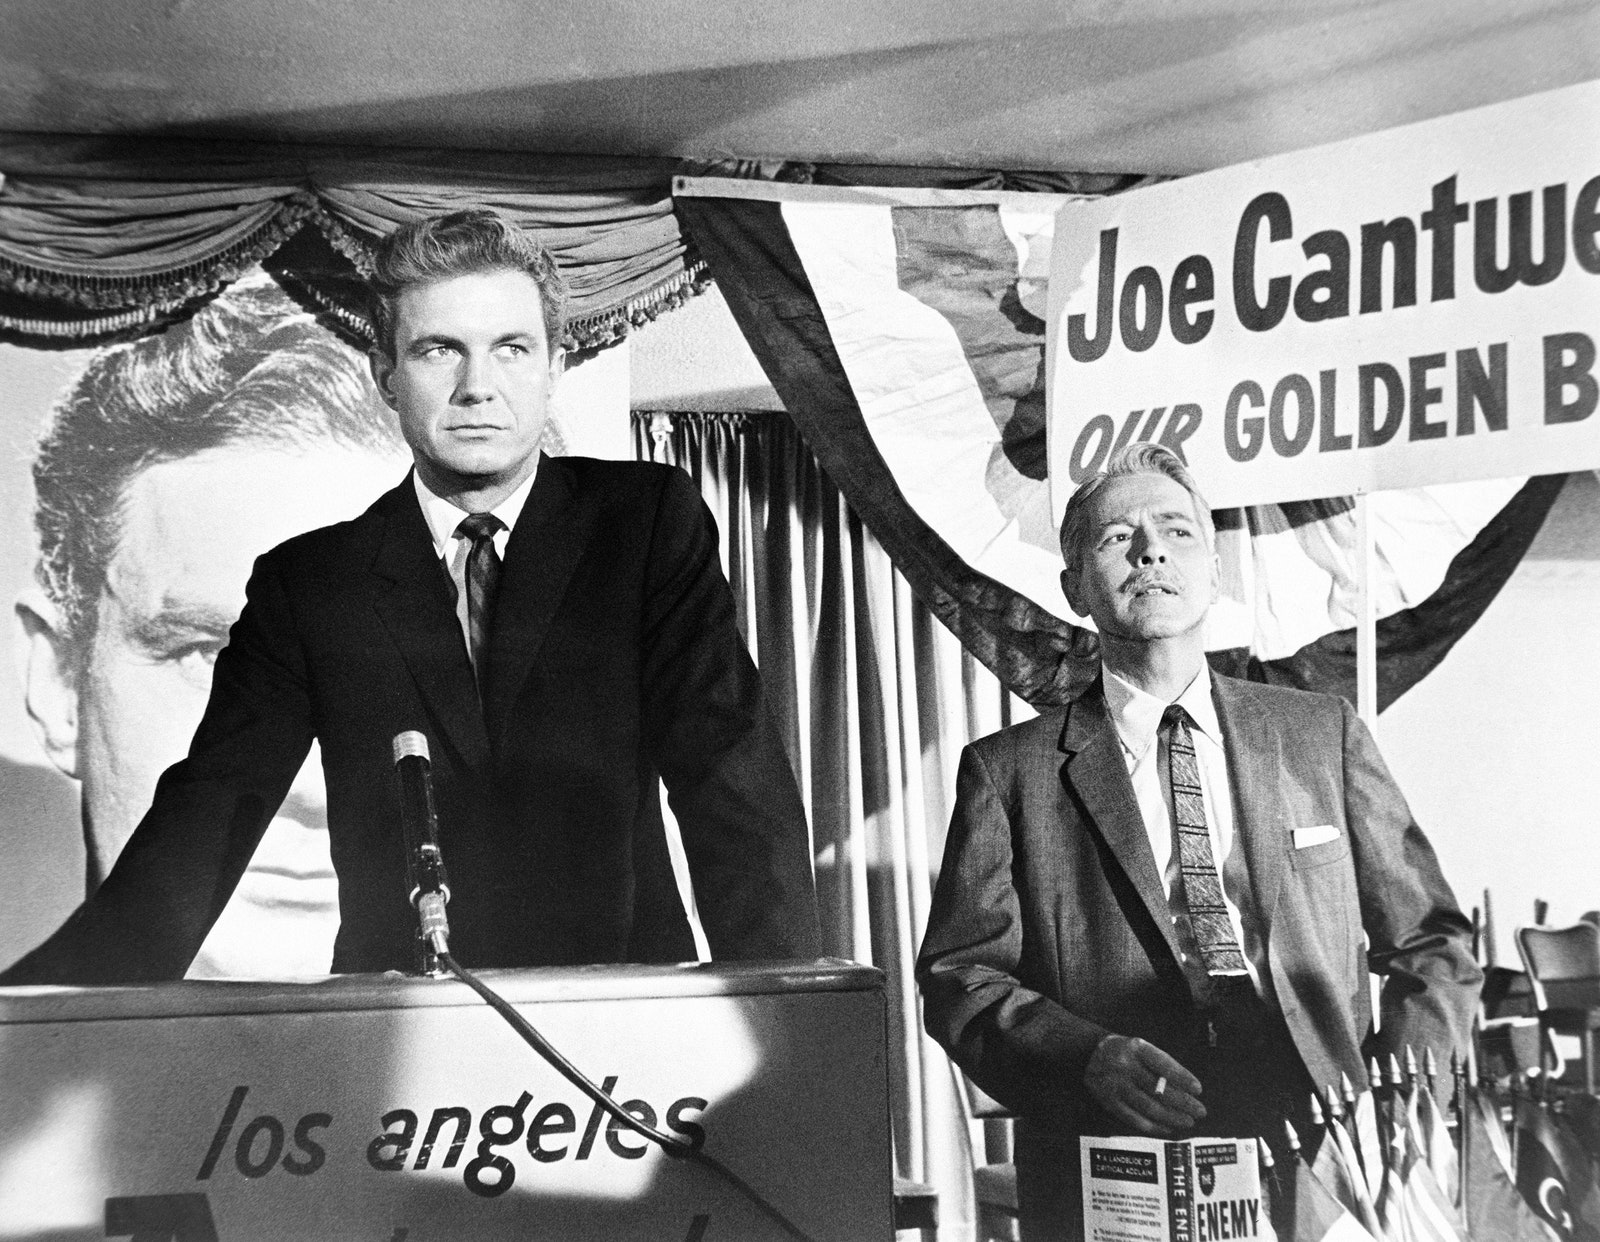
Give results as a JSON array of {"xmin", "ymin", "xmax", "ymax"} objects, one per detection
[
  {"xmin": 393, "ymin": 730, "xmax": 820, "ymax": 1241},
  {"xmin": 436, "ymin": 950, "xmax": 817, "ymax": 1242}
]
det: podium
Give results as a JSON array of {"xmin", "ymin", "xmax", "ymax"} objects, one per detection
[{"xmin": 0, "ymin": 960, "xmax": 890, "ymax": 1240}]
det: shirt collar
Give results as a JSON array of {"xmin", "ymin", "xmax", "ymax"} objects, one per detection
[
  {"xmin": 411, "ymin": 464, "xmax": 539, "ymax": 559},
  {"xmin": 1103, "ymin": 660, "xmax": 1220, "ymax": 763}
]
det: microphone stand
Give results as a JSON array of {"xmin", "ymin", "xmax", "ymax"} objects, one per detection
[{"xmin": 393, "ymin": 730, "xmax": 451, "ymax": 976}]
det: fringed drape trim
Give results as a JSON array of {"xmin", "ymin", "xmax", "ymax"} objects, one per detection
[
  {"xmin": 0, "ymin": 192, "xmax": 318, "ymax": 310},
  {"xmin": 308, "ymin": 208, "xmax": 378, "ymax": 278},
  {"xmin": 561, "ymin": 259, "xmax": 712, "ymax": 350},
  {"xmin": 0, "ymin": 303, "xmax": 161, "ymax": 337},
  {"xmin": 0, "ymin": 196, "xmax": 709, "ymax": 349},
  {"xmin": 0, "ymin": 161, "xmax": 710, "ymax": 348},
  {"xmin": 278, "ymin": 276, "xmax": 377, "ymax": 346},
  {"xmin": 291, "ymin": 252, "xmax": 713, "ymax": 351}
]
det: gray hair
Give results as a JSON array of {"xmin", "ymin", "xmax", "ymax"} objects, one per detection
[{"xmin": 1058, "ymin": 442, "xmax": 1215, "ymax": 573}]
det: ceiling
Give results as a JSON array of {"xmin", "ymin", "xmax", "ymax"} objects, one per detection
[{"xmin": 1, "ymin": 0, "xmax": 1595, "ymax": 175}]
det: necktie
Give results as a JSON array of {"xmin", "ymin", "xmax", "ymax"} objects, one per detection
[
  {"xmin": 455, "ymin": 512, "xmax": 504, "ymax": 692},
  {"xmin": 1163, "ymin": 704, "xmax": 1248, "ymax": 977}
]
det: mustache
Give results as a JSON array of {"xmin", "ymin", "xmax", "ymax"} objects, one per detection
[{"xmin": 1123, "ymin": 571, "xmax": 1180, "ymax": 595}]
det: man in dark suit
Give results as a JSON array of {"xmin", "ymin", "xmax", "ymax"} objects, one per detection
[
  {"xmin": 2, "ymin": 209, "xmax": 819, "ymax": 984},
  {"xmin": 917, "ymin": 442, "xmax": 1480, "ymax": 1240}
]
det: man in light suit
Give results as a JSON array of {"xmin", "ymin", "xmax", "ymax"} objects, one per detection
[
  {"xmin": 2, "ymin": 209, "xmax": 819, "ymax": 984},
  {"xmin": 917, "ymin": 443, "xmax": 1480, "ymax": 1240}
]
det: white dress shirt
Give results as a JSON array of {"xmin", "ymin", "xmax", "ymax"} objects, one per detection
[
  {"xmin": 412, "ymin": 467, "xmax": 537, "ymax": 670},
  {"xmin": 1102, "ymin": 662, "xmax": 1270, "ymax": 996}
]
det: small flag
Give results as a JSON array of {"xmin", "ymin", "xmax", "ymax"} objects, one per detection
[
  {"xmin": 1397, "ymin": 1153, "xmax": 1466, "ymax": 1242},
  {"xmin": 1463, "ymin": 1088, "xmax": 1560, "ymax": 1241},
  {"xmin": 1314, "ymin": 1094, "xmax": 1383, "ymax": 1236},
  {"xmin": 1273, "ymin": 1151, "xmax": 1378, "ymax": 1242},
  {"xmin": 1516, "ymin": 1098, "xmax": 1600, "ymax": 1242},
  {"xmin": 1352, "ymin": 1088, "xmax": 1383, "ymax": 1200},
  {"xmin": 1406, "ymin": 1076, "xmax": 1458, "ymax": 1204}
]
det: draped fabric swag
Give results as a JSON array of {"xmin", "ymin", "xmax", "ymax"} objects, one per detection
[
  {"xmin": 636, "ymin": 409, "xmax": 1033, "ymax": 1240},
  {"xmin": 0, "ymin": 134, "xmax": 706, "ymax": 347},
  {"xmin": 0, "ymin": 141, "xmax": 1144, "ymax": 350},
  {"xmin": 676, "ymin": 186, "xmax": 1567, "ymax": 713}
]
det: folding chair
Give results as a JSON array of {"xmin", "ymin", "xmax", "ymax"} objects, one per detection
[
  {"xmin": 893, "ymin": 1176, "xmax": 938, "ymax": 1240},
  {"xmin": 1516, "ymin": 921, "xmax": 1600, "ymax": 1094},
  {"xmin": 962, "ymin": 1076, "xmax": 1020, "ymax": 1242}
]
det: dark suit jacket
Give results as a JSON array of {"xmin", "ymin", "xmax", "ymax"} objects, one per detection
[
  {"xmin": 4, "ymin": 456, "xmax": 819, "ymax": 983},
  {"xmin": 916, "ymin": 672, "xmax": 1479, "ymax": 1156}
]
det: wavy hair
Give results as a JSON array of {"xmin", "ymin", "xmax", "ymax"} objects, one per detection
[{"xmin": 33, "ymin": 276, "xmax": 402, "ymax": 657}]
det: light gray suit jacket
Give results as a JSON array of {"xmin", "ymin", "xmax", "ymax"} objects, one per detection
[{"xmin": 917, "ymin": 672, "xmax": 1480, "ymax": 1150}]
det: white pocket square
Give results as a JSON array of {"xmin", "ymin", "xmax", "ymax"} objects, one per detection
[{"xmin": 1292, "ymin": 824, "xmax": 1340, "ymax": 848}]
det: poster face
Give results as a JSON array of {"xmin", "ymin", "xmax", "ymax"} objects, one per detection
[
  {"xmin": 1047, "ymin": 79, "xmax": 1600, "ymax": 511},
  {"xmin": 0, "ymin": 271, "xmax": 627, "ymax": 974}
]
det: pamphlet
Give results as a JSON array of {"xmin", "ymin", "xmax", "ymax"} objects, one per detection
[{"xmin": 1081, "ymin": 1135, "xmax": 1271, "ymax": 1241}]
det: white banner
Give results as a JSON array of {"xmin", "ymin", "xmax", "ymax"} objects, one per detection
[{"xmin": 1047, "ymin": 79, "xmax": 1600, "ymax": 510}]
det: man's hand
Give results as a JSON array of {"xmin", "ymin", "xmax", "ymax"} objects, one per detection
[{"xmin": 1084, "ymin": 1035, "xmax": 1206, "ymax": 1136}]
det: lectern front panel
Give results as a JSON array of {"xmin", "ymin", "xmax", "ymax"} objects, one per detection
[{"xmin": 0, "ymin": 961, "xmax": 890, "ymax": 1241}]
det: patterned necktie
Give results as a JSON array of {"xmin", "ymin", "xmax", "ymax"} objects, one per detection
[
  {"xmin": 1163, "ymin": 704, "xmax": 1248, "ymax": 976},
  {"xmin": 455, "ymin": 512, "xmax": 504, "ymax": 692}
]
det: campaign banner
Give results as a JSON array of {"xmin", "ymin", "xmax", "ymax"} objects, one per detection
[
  {"xmin": 674, "ymin": 181, "xmax": 1549, "ymax": 674},
  {"xmin": 1047, "ymin": 79, "xmax": 1600, "ymax": 510}
]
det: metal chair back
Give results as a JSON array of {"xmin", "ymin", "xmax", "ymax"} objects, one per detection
[
  {"xmin": 1515, "ymin": 920, "xmax": 1600, "ymax": 1093},
  {"xmin": 1516, "ymin": 921, "xmax": 1600, "ymax": 1011}
]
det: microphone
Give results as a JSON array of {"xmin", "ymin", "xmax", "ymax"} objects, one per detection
[{"xmin": 393, "ymin": 730, "xmax": 451, "ymax": 967}]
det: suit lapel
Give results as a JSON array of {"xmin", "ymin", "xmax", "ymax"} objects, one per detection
[
  {"xmin": 368, "ymin": 474, "xmax": 490, "ymax": 770},
  {"xmin": 1060, "ymin": 680, "xmax": 1189, "ymax": 970},
  {"xmin": 1212, "ymin": 674, "xmax": 1288, "ymax": 929},
  {"xmin": 483, "ymin": 455, "xmax": 593, "ymax": 741}
]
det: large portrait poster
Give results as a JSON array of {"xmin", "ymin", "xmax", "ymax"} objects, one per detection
[{"xmin": 0, "ymin": 270, "xmax": 627, "ymax": 974}]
